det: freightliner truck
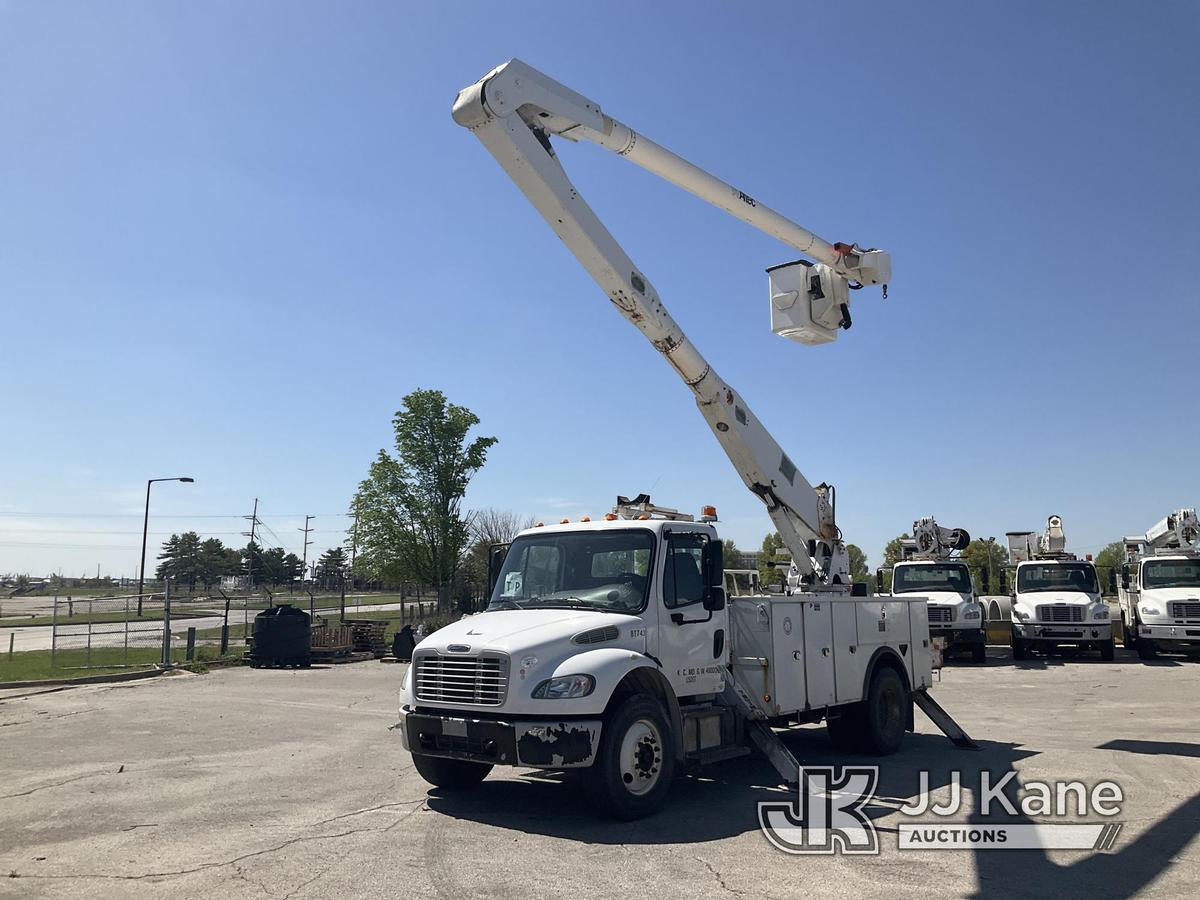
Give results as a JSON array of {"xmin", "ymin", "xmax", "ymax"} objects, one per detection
[
  {"xmin": 396, "ymin": 60, "xmax": 974, "ymax": 820},
  {"xmin": 1007, "ymin": 516, "xmax": 1114, "ymax": 661},
  {"xmin": 885, "ymin": 517, "xmax": 987, "ymax": 663},
  {"xmin": 1117, "ymin": 508, "xmax": 1200, "ymax": 659}
]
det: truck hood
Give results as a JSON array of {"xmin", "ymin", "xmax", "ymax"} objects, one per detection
[
  {"xmin": 1016, "ymin": 592, "xmax": 1095, "ymax": 606},
  {"xmin": 415, "ymin": 608, "xmax": 645, "ymax": 656},
  {"xmin": 1139, "ymin": 586, "xmax": 1200, "ymax": 604},
  {"xmin": 899, "ymin": 591, "xmax": 974, "ymax": 606}
]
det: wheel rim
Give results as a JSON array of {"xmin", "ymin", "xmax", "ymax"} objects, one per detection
[{"xmin": 618, "ymin": 718, "xmax": 664, "ymax": 796}]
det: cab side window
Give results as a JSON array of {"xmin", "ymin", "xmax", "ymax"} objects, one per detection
[{"xmin": 664, "ymin": 532, "xmax": 706, "ymax": 609}]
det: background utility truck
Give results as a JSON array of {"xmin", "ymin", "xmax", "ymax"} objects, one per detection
[
  {"xmin": 1007, "ymin": 516, "xmax": 1113, "ymax": 661},
  {"xmin": 884, "ymin": 517, "xmax": 987, "ymax": 663},
  {"xmin": 395, "ymin": 60, "xmax": 974, "ymax": 820},
  {"xmin": 1118, "ymin": 508, "xmax": 1200, "ymax": 659}
]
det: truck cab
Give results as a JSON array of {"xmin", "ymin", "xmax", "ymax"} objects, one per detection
[
  {"xmin": 1120, "ymin": 552, "xmax": 1200, "ymax": 659},
  {"xmin": 1010, "ymin": 558, "xmax": 1112, "ymax": 660},
  {"xmin": 890, "ymin": 559, "xmax": 986, "ymax": 662}
]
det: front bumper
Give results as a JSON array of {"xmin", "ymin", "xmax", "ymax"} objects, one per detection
[
  {"xmin": 930, "ymin": 625, "xmax": 985, "ymax": 645},
  {"xmin": 1013, "ymin": 622, "xmax": 1112, "ymax": 643},
  {"xmin": 1136, "ymin": 624, "xmax": 1200, "ymax": 646},
  {"xmin": 398, "ymin": 708, "xmax": 602, "ymax": 768}
]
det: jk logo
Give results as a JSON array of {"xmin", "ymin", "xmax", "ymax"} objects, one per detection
[{"xmin": 759, "ymin": 766, "xmax": 880, "ymax": 855}]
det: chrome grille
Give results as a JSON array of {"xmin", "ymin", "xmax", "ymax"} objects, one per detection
[
  {"xmin": 1169, "ymin": 601, "xmax": 1200, "ymax": 619},
  {"xmin": 928, "ymin": 606, "xmax": 954, "ymax": 624},
  {"xmin": 1037, "ymin": 605, "xmax": 1084, "ymax": 623},
  {"xmin": 414, "ymin": 652, "xmax": 509, "ymax": 706}
]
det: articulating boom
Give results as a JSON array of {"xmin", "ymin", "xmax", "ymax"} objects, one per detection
[
  {"xmin": 1126, "ymin": 509, "xmax": 1200, "ymax": 559},
  {"xmin": 453, "ymin": 60, "xmax": 892, "ymax": 588},
  {"xmin": 903, "ymin": 517, "xmax": 970, "ymax": 561}
]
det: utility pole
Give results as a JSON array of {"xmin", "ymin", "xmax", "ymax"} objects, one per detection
[
  {"xmin": 242, "ymin": 498, "xmax": 260, "ymax": 589},
  {"xmin": 299, "ymin": 515, "xmax": 314, "ymax": 588}
]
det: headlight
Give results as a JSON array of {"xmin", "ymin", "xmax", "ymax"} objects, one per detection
[
  {"xmin": 962, "ymin": 605, "xmax": 982, "ymax": 620},
  {"xmin": 1091, "ymin": 604, "xmax": 1110, "ymax": 619},
  {"xmin": 1140, "ymin": 605, "xmax": 1161, "ymax": 618},
  {"xmin": 532, "ymin": 674, "xmax": 595, "ymax": 699},
  {"xmin": 1013, "ymin": 609, "xmax": 1029, "ymax": 622}
]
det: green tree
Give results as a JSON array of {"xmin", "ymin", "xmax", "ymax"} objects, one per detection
[
  {"xmin": 353, "ymin": 389, "xmax": 498, "ymax": 613},
  {"xmin": 846, "ymin": 543, "xmax": 869, "ymax": 585},
  {"xmin": 875, "ymin": 533, "xmax": 911, "ymax": 593},
  {"xmin": 316, "ymin": 547, "xmax": 349, "ymax": 587},
  {"xmin": 758, "ymin": 532, "xmax": 786, "ymax": 589},
  {"xmin": 1094, "ymin": 541, "xmax": 1124, "ymax": 596},
  {"xmin": 960, "ymin": 538, "xmax": 1009, "ymax": 594},
  {"xmin": 241, "ymin": 540, "xmax": 266, "ymax": 586}
]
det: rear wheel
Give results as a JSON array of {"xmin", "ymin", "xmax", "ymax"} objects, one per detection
[
  {"xmin": 411, "ymin": 753, "xmax": 493, "ymax": 790},
  {"xmin": 860, "ymin": 666, "xmax": 908, "ymax": 756},
  {"xmin": 583, "ymin": 694, "xmax": 675, "ymax": 820}
]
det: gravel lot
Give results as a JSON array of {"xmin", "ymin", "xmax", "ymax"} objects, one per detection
[{"xmin": 1, "ymin": 649, "xmax": 1197, "ymax": 899}]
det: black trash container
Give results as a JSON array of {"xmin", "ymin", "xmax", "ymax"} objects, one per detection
[
  {"xmin": 392, "ymin": 624, "xmax": 416, "ymax": 662},
  {"xmin": 250, "ymin": 604, "xmax": 312, "ymax": 668}
]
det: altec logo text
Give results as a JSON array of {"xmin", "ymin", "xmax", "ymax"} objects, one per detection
[{"xmin": 759, "ymin": 767, "xmax": 1125, "ymax": 854}]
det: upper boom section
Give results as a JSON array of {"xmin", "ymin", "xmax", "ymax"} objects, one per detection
[
  {"xmin": 1125, "ymin": 509, "xmax": 1200, "ymax": 560},
  {"xmin": 902, "ymin": 517, "xmax": 970, "ymax": 561},
  {"xmin": 452, "ymin": 60, "xmax": 892, "ymax": 588}
]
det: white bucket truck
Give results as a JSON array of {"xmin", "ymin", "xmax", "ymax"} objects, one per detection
[
  {"xmin": 885, "ymin": 518, "xmax": 987, "ymax": 663},
  {"xmin": 396, "ymin": 60, "xmax": 974, "ymax": 820},
  {"xmin": 1007, "ymin": 516, "xmax": 1114, "ymax": 661},
  {"xmin": 1117, "ymin": 509, "xmax": 1200, "ymax": 659}
]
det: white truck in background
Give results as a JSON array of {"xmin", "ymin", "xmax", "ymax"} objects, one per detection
[
  {"xmin": 1007, "ymin": 516, "xmax": 1114, "ymax": 661},
  {"xmin": 1117, "ymin": 508, "xmax": 1200, "ymax": 660},
  {"xmin": 885, "ymin": 518, "xmax": 987, "ymax": 663},
  {"xmin": 395, "ymin": 60, "xmax": 975, "ymax": 820}
]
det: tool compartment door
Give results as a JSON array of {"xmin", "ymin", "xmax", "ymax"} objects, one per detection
[
  {"xmin": 856, "ymin": 599, "xmax": 914, "ymax": 684},
  {"xmin": 802, "ymin": 599, "xmax": 835, "ymax": 708},
  {"xmin": 769, "ymin": 599, "xmax": 807, "ymax": 715},
  {"xmin": 833, "ymin": 599, "xmax": 864, "ymax": 703}
]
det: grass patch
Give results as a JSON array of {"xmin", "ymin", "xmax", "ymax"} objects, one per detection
[{"xmin": 0, "ymin": 645, "xmax": 237, "ymax": 683}]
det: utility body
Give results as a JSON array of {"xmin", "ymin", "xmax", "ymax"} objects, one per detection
[
  {"xmin": 1007, "ymin": 516, "xmax": 1113, "ymax": 661},
  {"xmin": 1117, "ymin": 509, "xmax": 1200, "ymax": 659},
  {"xmin": 884, "ymin": 517, "xmax": 987, "ymax": 663},
  {"xmin": 396, "ymin": 60, "xmax": 974, "ymax": 819}
]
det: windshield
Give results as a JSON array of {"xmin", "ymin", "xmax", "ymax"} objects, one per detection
[
  {"xmin": 1017, "ymin": 562, "xmax": 1098, "ymax": 594},
  {"xmin": 1142, "ymin": 559, "xmax": 1200, "ymax": 590},
  {"xmin": 487, "ymin": 528, "xmax": 655, "ymax": 613},
  {"xmin": 892, "ymin": 563, "xmax": 972, "ymax": 594}
]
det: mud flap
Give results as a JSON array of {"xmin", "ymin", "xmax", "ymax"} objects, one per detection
[{"xmin": 914, "ymin": 690, "xmax": 979, "ymax": 750}]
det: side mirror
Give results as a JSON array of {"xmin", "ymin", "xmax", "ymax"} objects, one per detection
[
  {"xmin": 851, "ymin": 581, "xmax": 868, "ymax": 597},
  {"xmin": 486, "ymin": 543, "xmax": 510, "ymax": 595},
  {"xmin": 702, "ymin": 539, "xmax": 726, "ymax": 611},
  {"xmin": 1120, "ymin": 564, "xmax": 1130, "ymax": 590},
  {"xmin": 875, "ymin": 570, "xmax": 884, "ymax": 594},
  {"xmin": 1108, "ymin": 569, "xmax": 1118, "ymax": 594},
  {"xmin": 999, "ymin": 571, "xmax": 1009, "ymax": 594},
  {"xmin": 980, "ymin": 567, "xmax": 991, "ymax": 593}
]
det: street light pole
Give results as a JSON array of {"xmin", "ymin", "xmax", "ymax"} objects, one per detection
[{"xmin": 137, "ymin": 476, "xmax": 195, "ymax": 616}]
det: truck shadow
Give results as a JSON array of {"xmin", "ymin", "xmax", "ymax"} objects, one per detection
[{"xmin": 425, "ymin": 729, "xmax": 1200, "ymax": 897}]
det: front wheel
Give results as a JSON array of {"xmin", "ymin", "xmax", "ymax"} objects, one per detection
[
  {"xmin": 1100, "ymin": 639, "xmax": 1115, "ymax": 661},
  {"xmin": 1011, "ymin": 629, "xmax": 1028, "ymax": 661},
  {"xmin": 1136, "ymin": 638, "xmax": 1158, "ymax": 661},
  {"xmin": 411, "ymin": 753, "xmax": 493, "ymax": 790},
  {"xmin": 1122, "ymin": 615, "xmax": 1136, "ymax": 649},
  {"xmin": 971, "ymin": 642, "xmax": 987, "ymax": 664},
  {"xmin": 583, "ymin": 694, "xmax": 675, "ymax": 820}
]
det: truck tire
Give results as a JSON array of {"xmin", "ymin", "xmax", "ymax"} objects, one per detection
[
  {"xmin": 1136, "ymin": 638, "xmax": 1157, "ymax": 661},
  {"xmin": 971, "ymin": 642, "xmax": 987, "ymax": 664},
  {"xmin": 1100, "ymin": 639, "xmax": 1115, "ymax": 661},
  {"xmin": 860, "ymin": 666, "xmax": 908, "ymax": 756},
  {"xmin": 1122, "ymin": 615, "xmax": 1136, "ymax": 649},
  {"xmin": 411, "ymin": 753, "xmax": 493, "ymax": 790},
  {"xmin": 583, "ymin": 694, "xmax": 675, "ymax": 820},
  {"xmin": 1011, "ymin": 630, "xmax": 1028, "ymax": 661}
]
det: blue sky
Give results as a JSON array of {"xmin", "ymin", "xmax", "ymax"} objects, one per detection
[{"xmin": 2, "ymin": 1, "xmax": 1197, "ymax": 577}]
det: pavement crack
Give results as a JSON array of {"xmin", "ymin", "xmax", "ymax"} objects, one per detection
[
  {"xmin": 0, "ymin": 770, "xmax": 107, "ymax": 800},
  {"xmin": 695, "ymin": 856, "xmax": 746, "ymax": 896},
  {"xmin": 306, "ymin": 798, "xmax": 425, "ymax": 829}
]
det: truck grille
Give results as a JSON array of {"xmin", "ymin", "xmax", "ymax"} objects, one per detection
[
  {"xmin": 928, "ymin": 606, "xmax": 954, "ymax": 624},
  {"xmin": 414, "ymin": 652, "xmax": 509, "ymax": 706},
  {"xmin": 1037, "ymin": 605, "xmax": 1084, "ymax": 623},
  {"xmin": 1169, "ymin": 601, "xmax": 1200, "ymax": 619}
]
